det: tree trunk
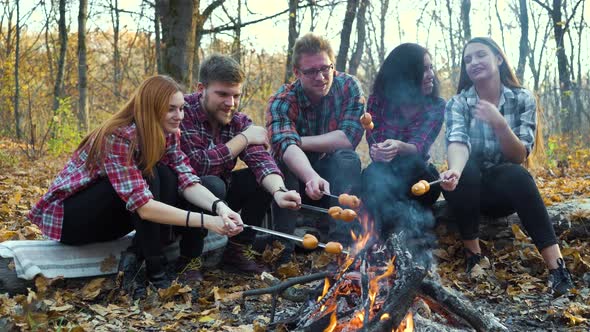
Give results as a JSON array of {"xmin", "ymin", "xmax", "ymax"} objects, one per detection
[
  {"xmin": 78, "ymin": 0, "xmax": 88, "ymax": 132},
  {"xmin": 192, "ymin": 0, "xmax": 225, "ymax": 84},
  {"xmin": 232, "ymin": 0, "xmax": 242, "ymax": 64},
  {"xmin": 110, "ymin": 0, "xmax": 121, "ymax": 98},
  {"xmin": 157, "ymin": 0, "xmax": 197, "ymax": 88},
  {"xmin": 154, "ymin": 1, "xmax": 163, "ymax": 74},
  {"xmin": 335, "ymin": 0, "xmax": 358, "ymax": 72},
  {"xmin": 52, "ymin": 0, "xmax": 67, "ymax": 113},
  {"xmin": 348, "ymin": 0, "xmax": 367, "ymax": 76},
  {"xmin": 551, "ymin": 0, "xmax": 574, "ymax": 133},
  {"xmin": 445, "ymin": 0, "xmax": 458, "ymax": 86},
  {"xmin": 495, "ymin": 0, "xmax": 506, "ymax": 52},
  {"xmin": 284, "ymin": 0, "xmax": 298, "ymax": 83},
  {"xmin": 460, "ymin": 0, "xmax": 471, "ymax": 42},
  {"xmin": 14, "ymin": 0, "xmax": 21, "ymax": 139},
  {"xmin": 516, "ymin": 0, "xmax": 529, "ymax": 83},
  {"xmin": 378, "ymin": 0, "xmax": 389, "ymax": 64}
]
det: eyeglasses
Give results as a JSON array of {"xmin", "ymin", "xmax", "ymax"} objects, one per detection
[{"xmin": 298, "ymin": 64, "xmax": 334, "ymax": 78}]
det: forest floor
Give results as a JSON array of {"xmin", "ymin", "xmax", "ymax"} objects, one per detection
[{"xmin": 1, "ymin": 137, "xmax": 590, "ymax": 331}]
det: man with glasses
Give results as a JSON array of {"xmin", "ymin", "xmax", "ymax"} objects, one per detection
[
  {"xmin": 180, "ymin": 54, "xmax": 301, "ymax": 274},
  {"xmin": 266, "ymin": 33, "xmax": 366, "ymax": 267}
]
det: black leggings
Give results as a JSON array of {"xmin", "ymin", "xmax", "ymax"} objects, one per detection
[
  {"xmin": 61, "ymin": 165, "xmax": 218, "ymax": 259},
  {"xmin": 361, "ymin": 154, "xmax": 441, "ymax": 236},
  {"xmin": 442, "ymin": 158, "xmax": 557, "ymax": 250}
]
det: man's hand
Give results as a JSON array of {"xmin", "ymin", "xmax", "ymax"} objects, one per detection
[
  {"xmin": 273, "ymin": 189, "xmax": 301, "ymax": 210},
  {"xmin": 440, "ymin": 170, "xmax": 461, "ymax": 191},
  {"xmin": 242, "ymin": 125, "xmax": 269, "ymax": 148},
  {"xmin": 305, "ymin": 175, "xmax": 330, "ymax": 200}
]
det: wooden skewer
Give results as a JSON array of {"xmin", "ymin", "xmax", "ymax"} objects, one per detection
[{"xmin": 429, "ymin": 179, "xmax": 444, "ymax": 186}]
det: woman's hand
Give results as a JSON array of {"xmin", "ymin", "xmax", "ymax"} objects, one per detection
[
  {"xmin": 216, "ymin": 203, "xmax": 244, "ymax": 237},
  {"xmin": 274, "ymin": 190, "xmax": 301, "ymax": 210},
  {"xmin": 370, "ymin": 139, "xmax": 401, "ymax": 162},
  {"xmin": 439, "ymin": 170, "xmax": 461, "ymax": 191},
  {"xmin": 473, "ymin": 100, "xmax": 507, "ymax": 130}
]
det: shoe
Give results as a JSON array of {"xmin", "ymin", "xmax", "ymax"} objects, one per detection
[
  {"xmin": 548, "ymin": 258, "xmax": 574, "ymax": 296},
  {"xmin": 275, "ymin": 241, "xmax": 295, "ymax": 267},
  {"xmin": 223, "ymin": 241, "xmax": 269, "ymax": 274},
  {"xmin": 464, "ymin": 248, "xmax": 482, "ymax": 274},
  {"xmin": 145, "ymin": 255, "xmax": 172, "ymax": 290},
  {"xmin": 117, "ymin": 249, "xmax": 144, "ymax": 295},
  {"xmin": 175, "ymin": 256, "xmax": 204, "ymax": 284}
]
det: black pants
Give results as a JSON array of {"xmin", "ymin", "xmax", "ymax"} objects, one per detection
[
  {"xmin": 361, "ymin": 154, "xmax": 440, "ymax": 237},
  {"xmin": 442, "ymin": 158, "xmax": 557, "ymax": 250},
  {"xmin": 198, "ymin": 168, "xmax": 272, "ymax": 245},
  {"xmin": 272, "ymin": 149, "xmax": 362, "ymax": 245},
  {"xmin": 61, "ymin": 165, "xmax": 218, "ymax": 259}
]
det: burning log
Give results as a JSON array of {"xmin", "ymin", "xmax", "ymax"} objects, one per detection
[
  {"xmin": 419, "ymin": 278, "xmax": 508, "ymax": 332},
  {"xmin": 362, "ymin": 233, "xmax": 428, "ymax": 331}
]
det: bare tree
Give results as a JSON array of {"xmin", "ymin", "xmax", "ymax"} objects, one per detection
[
  {"xmin": 532, "ymin": 0, "xmax": 584, "ymax": 133},
  {"xmin": 285, "ymin": 0, "xmax": 299, "ymax": 83},
  {"xmin": 78, "ymin": 0, "xmax": 89, "ymax": 131},
  {"xmin": 109, "ymin": 0, "xmax": 122, "ymax": 98},
  {"xmin": 460, "ymin": 0, "xmax": 471, "ymax": 41},
  {"xmin": 495, "ymin": 0, "xmax": 506, "ymax": 51},
  {"xmin": 14, "ymin": 0, "xmax": 21, "ymax": 139},
  {"xmin": 52, "ymin": 0, "xmax": 67, "ymax": 113},
  {"xmin": 191, "ymin": 0, "xmax": 225, "ymax": 83},
  {"xmin": 516, "ymin": 0, "xmax": 529, "ymax": 83},
  {"xmin": 348, "ymin": 0, "xmax": 367, "ymax": 76},
  {"xmin": 527, "ymin": 0, "xmax": 552, "ymax": 92},
  {"xmin": 335, "ymin": 0, "xmax": 358, "ymax": 72}
]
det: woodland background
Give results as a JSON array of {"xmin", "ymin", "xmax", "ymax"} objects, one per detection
[{"xmin": 1, "ymin": 0, "xmax": 590, "ymax": 331}]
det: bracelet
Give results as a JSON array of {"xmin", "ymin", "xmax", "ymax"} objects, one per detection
[
  {"xmin": 238, "ymin": 132, "xmax": 249, "ymax": 145},
  {"xmin": 211, "ymin": 199, "xmax": 226, "ymax": 216},
  {"xmin": 272, "ymin": 187, "xmax": 288, "ymax": 197},
  {"xmin": 200, "ymin": 211, "xmax": 204, "ymax": 229},
  {"xmin": 186, "ymin": 210, "xmax": 191, "ymax": 228}
]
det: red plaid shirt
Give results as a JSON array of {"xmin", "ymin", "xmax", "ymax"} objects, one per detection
[
  {"xmin": 28, "ymin": 124, "xmax": 200, "ymax": 241},
  {"xmin": 180, "ymin": 92, "xmax": 282, "ymax": 184},
  {"xmin": 366, "ymin": 95, "xmax": 445, "ymax": 160},
  {"xmin": 266, "ymin": 71, "xmax": 366, "ymax": 161}
]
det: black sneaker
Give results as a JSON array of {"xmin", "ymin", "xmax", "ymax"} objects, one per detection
[
  {"xmin": 548, "ymin": 258, "xmax": 574, "ymax": 296},
  {"xmin": 464, "ymin": 249, "xmax": 482, "ymax": 274}
]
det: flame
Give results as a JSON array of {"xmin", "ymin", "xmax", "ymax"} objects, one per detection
[
  {"xmin": 318, "ymin": 277, "xmax": 331, "ymax": 301},
  {"xmin": 393, "ymin": 312, "xmax": 414, "ymax": 332},
  {"xmin": 323, "ymin": 311, "xmax": 338, "ymax": 332},
  {"xmin": 368, "ymin": 257, "xmax": 396, "ymax": 311},
  {"xmin": 380, "ymin": 313, "xmax": 390, "ymax": 321}
]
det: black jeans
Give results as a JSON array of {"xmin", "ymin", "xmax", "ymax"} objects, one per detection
[
  {"xmin": 272, "ymin": 149, "xmax": 362, "ymax": 245},
  {"xmin": 361, "ymin": 154, "xmax": 440, "ymax": 237},
  {"xmin": 61, "ymin": 164, "xmax": 216, "ymax": 259},
  {"xmin": 442, "ymin": 158, "xmax": 557, "ymax": 250},
  {"xmin": 199, "ymin": 168, "xmax": 273, "ymax": 245}
]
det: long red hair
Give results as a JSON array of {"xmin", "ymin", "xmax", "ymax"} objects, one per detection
[{"xmin": 77, "ymin": 75, "xmax": 183, "ymax": 177}]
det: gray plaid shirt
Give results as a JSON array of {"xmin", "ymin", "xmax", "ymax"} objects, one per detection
[{"xmin": 445, "ymin": 85, "xmax": 536, "ymax": 169}]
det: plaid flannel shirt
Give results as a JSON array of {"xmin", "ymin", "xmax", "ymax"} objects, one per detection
[
  {"xmin": 266, "ymin": 71, "xmax": 366, "ymax": 161},
  {"xmin": 180, "ymin": 92, "xmax": 282, "ymax": 184},
  {"xmin": 28, "ymin": 124, "xmax": 200, "ymax": 241},
  {"xmin": 445, "ymin": 85, "xmax": 536, "ymax": 168},
  {"xmin": 365, "ymin": 95, "xmax": 445, "ymax": 161}
]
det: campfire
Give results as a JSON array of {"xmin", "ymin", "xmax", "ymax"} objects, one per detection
[{"xmin": 242, "ymin": 201, "xmax": 509, "ymax": 332}]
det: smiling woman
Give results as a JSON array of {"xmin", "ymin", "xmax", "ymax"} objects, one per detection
[{"xmin": 28, "ymin": 75, "xmax": 245, "ymax": 298}]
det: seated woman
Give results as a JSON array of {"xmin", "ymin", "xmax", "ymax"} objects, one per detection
[
  {"xmin": 440, "ymin": 37, "xmax": 573, "ymax": 296},
  {"xmin": 362, "ymin": 43, "xmax": 445, "ymax": 240},
  {"xmin": 28, "ymin": 75, "xmax": 243, "ymax": 296}
]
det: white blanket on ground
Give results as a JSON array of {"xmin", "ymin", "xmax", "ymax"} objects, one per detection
[{"xmin": 0, "ymin": 232, "xmax": 227, "ymax": 280}]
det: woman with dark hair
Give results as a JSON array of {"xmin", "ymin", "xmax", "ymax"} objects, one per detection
[
  {"xmin": 361, "ymin": 43, "xmax": 445, "ymax": 239},
  {"xmin": 29, "ymin": 75, "xmax": 244, "ymax": 296},
  {"xmin": 441, "ymin": 37, "xmax": 573, "ymax": 296}
]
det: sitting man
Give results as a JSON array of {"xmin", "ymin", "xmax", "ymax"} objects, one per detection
[
  {"xmin": 266, "ymin": 33, "xmax": 366, "ymax": 265},
  {"xmin": 180, "ymin": 54, "xmax": 301, "ymax": 273}
]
